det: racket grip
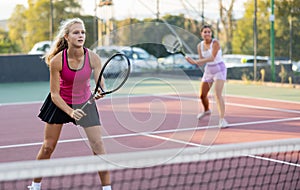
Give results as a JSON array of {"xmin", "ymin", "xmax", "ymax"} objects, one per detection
[{"xmin": 81, "ymin": 98, "xmax": 95, "ymax": 110}]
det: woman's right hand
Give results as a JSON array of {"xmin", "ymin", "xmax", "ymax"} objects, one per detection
[{"xmin": 71, "ymin": 109, "xmax": 86, "ymax": 121}]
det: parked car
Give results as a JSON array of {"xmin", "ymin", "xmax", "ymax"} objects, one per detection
[
  {"xmin": 274, "ymin": 57, "xmax": 291, "ymax": 65},
  {"xmin": 158, "ymin": 53, "xmax": 199, "ymax": 70},
  {"xmin": 292, "ymin": 61, "xmax": 300, "ymax": 72},
  {"xmin": 93, "ymin": 46, "xmax": 159, "ymax": 72},
  {"xmin": 223, "ymin": 54, "xmax": 270, "ymax": 68},
  {"xmin": 28, "ymin": 41, "xmax": 52, "ymax": 55}
]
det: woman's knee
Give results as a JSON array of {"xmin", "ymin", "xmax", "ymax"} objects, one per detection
[
  {"xmin": 200, "ymin": 93, "xmax": 208, "ymax": 100},
  {"xmin": 90, "ymin": 139, "xmax": 105, "ymax": 154},
  {"xmin": 214, "ymin": 93, "xmax": 224, "ymax": 102},
  {"xmin": 43, "ymin": 146, "xmax": 54, "ymax": 155},
  {"xmin": 41, "ymin": 142, "xmax": 56, "ymax": 156}
]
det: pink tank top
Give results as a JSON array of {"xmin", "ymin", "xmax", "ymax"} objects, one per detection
[{"xmin": 60, "ymin": 48, "xmax": 92, "ymax": 104}]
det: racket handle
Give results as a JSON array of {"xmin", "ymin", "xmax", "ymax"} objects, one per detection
[{"xmin": 81, "ymin": 97, "xmax": 95, "ymax": 110}]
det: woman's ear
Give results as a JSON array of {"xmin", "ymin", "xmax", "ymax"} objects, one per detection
[{"xmin": 63, "ymin": 34, "xmax": 68, "ymax": 42}]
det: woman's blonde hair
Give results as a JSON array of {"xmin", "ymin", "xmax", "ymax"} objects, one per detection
[{"xmin": 44, "ymin": 18, "xmax": 85, "ymax": 66}]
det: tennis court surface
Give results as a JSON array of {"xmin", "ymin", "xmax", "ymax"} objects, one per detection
[{"xmin": 0, "ymin": 74, "xmax": 299, "ymax": 189}]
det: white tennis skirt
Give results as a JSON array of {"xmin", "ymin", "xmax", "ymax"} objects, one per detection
[{"xmin": 202, "ymin": 61, "xmax": 227, "ymax": 82}]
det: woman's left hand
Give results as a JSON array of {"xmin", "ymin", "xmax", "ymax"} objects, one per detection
[
  {"xmin": 71, "ymin": 109, "xmax": 86, "ymax": 121},
  {"xmin": 94, "ymin": 89, "xmax": 105, "ymax": 100}
]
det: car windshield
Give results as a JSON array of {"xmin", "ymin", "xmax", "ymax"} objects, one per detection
[
  {"xmin": 246, "ymin": 59, "xmax": 268, "ymax": 64},
  {"xmin": 96, "ymin": 49, "xmax": 119, "ymax": 57},
  {"xmin": 122, "ymin": 49, "xmax": 149, "ymax": 60},
  {"xmin": 223, "ymin": 55, "xmax": 269, "ymax": 65},
  {"xmin": 223, "ymin": 57, "xmax": 241, "ymax": 63}
]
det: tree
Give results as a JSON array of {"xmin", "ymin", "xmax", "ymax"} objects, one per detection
[
  {"xmin": 0, "ymin": 29, "xmax": 19, "ymax": 53},
  {"xmin": 23, "ymin": 0, "xmax": 82, "ymax": 51},
  {"xmin": 111, "ymin": 14, "xmax": 200, "ymax": 57},
  {"xmin": 24, "ymin": 0, "xmax": 52, "ymax": 51},
  {"xmin": 277, "ymin": 0, "xmax": 300, "ymax": 61},
  {"xmin": 232, "ymin": 0, "xmax": 270, "ymax": 55},
  {"xmin": 7, "ymin": 0, "xmax": 83, "ymax": 52},
  {"xmin": 232, "ymin": 0, "xmax": 300, "ymax": 60},
  {"xmin": 7, "ymin": 4, "xmax": 27, "ymax": 53},
  {"xmin": 219, "ymin": 0, "xmax": 236, "ymax": 54}
]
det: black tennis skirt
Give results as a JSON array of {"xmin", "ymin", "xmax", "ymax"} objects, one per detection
[{"xmin": 38, "ymin": 93, "xmax": 101, "ymax": 128}]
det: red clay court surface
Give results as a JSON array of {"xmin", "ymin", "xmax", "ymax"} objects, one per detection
[{"xmin": 0, "ymin": 94, "xmax": 299, "ymax": 163}]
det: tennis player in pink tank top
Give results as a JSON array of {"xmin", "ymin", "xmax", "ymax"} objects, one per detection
[
  {"xmin": 60, "ymin": 47, "xmax": 92, "ymax": 105},
  {"xmin": 186, "ymin": 24, "xmax": 228, "ymax": 128},
  {"xmin": 28, "ymin": 18, "xmax": 112, "ymax": 190}
]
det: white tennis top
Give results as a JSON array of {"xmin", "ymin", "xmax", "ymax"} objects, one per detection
[{"xmin": 200, "ymin": 39, "xmax": 223, "ymax": 65}]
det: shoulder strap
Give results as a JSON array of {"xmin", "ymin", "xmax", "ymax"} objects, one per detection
[
  {"xmin": 210, "ymin": 39, "xmax": 215, "ymax": 48},
  {"xmin": 61, "ymin": 49, "xmax": 67, "ymax": 67},
  {"xmin": 83, "ymin": 47, "xmax": 92, "ymax": 69},
  {"xmin": 200, "ymin": 41, "xmax": 204, "ymax": 51}
]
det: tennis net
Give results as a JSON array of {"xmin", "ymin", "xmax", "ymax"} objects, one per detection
[{"xmin": 0, "ymin": 138, "xmax": 299, "ymax": 190}]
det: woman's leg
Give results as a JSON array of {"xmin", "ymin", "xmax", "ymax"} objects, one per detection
[
  {"xmin": 84, "ymin": 125, "xmax": 111, "ymax": 186},
  {"xmin": 33, "ymin": 123, "xmax": 63, "ymax": 183},
  {"xmin": 214, "ymin": 79, "xmax": 226, "ymax": 119},
  {"xmin": 199, "ymin": 81, "xmax": 212, "ymax": 111}
]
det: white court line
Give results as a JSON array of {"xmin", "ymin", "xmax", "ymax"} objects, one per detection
[
  {"xmin": 145, "ymin": 134, "xmax": 207, "ymax": 148},
  {"xmin": 147, "ymin": 134, "xmax": 300, "ymax": 167},
  {"xmin": 143, "ymin": 95, "xmax": 300, "ymax": 167},
  {"xmin": 159, "ymin": 94, "xmax": 300, "ymax": 114},
  {"xmin": 0, "ymin": 93, "xmax": 299, "ymax": 149},
  {"xmin": 247, "ymin": 154, "xmax": 300, "ymax": 167},
  {"xmin": 1, "ymin": 116, "xmax": 299, "ymax": 150},
  {"xmin": 1, "ymin": 94, "xmax": 299, "ymax": 167},
  {"xmin": 227, "ymin": 94, "xmax": 300, "ymax": 105},
  {"xmin": 1, "ymin": 92, "xmax": 300, "ymax": 105},
  {"xmin": 0, "ymin": 101, "xmax": 42, "ymax": 106},
  {"xmin": 2, "ymin": 94, "xmax": 298, "ymax": 114}
]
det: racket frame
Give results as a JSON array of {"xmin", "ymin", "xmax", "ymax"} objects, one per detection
[
  {"xmin": 162, "ymin": 34, "xmax": 186, "ymax": 56},
  {"xmin": 81, "ymin": 53, "xmax": 130, "ymax": 109}
]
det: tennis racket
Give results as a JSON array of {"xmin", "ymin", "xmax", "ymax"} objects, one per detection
[
  {"xmin": 162, "ymin": 34, "xmax": 186, "ymax": 56},
  {"xmin": 81, "ymin": 53, "xmax": 131, "ymax": 110}
]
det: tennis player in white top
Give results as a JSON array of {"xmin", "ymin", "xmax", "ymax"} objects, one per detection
[{"xmin": 186, "ymin": 24, "xmax": 228, "ymax": 128}]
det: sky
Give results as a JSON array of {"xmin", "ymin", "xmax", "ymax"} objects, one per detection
[{"xmin": 0, "ymin": 0, "xmax": 247, "ymax": 21}]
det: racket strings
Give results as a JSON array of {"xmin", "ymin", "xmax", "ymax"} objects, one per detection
[
  {"xmin": 162, "ymin": 35, "xmax": 183, "ymax": 54},
  {"xmin": 103, "ymin": 70, "xmax": 128, "ymax": 91},
  {"xmin": 172, "ymin": 41, "xmax": 182, "ymax": 52},
  {"xmin": 101, "ymin": 55, "xmax": 130, "ymax": 93}
]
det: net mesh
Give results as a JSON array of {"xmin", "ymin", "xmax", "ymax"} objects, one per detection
[{"xmin": 0, "ymin": 138, "xmax": 299, "ymax": 190}]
